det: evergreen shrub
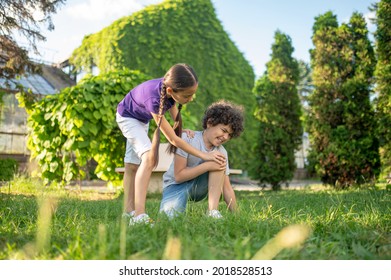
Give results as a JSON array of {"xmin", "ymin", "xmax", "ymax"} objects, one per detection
[{"xmin": 0, "ymin": 158, "xmax": 18, "ymax": 181}]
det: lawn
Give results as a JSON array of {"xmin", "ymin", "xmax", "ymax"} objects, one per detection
[{"xmin": 0, "ymin": 176, "xmax": 390, "ymax": 260}]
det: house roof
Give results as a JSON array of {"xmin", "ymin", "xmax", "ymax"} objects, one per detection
[{"xmin": 0, "ymin": 63, "xmax": 75, "ymax": 95}]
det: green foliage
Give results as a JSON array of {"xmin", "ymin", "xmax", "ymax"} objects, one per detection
[
  {"xmin": 17, "ymin": 69, "xmax": 150, "ymax": 183},
  {"xmin": 373, "ymin": 0, "xmax": 391, "ymax": 178},
  {"xmin": 0, "ymin": 0, "xmax": 65, "ymax": 80},
  {"xmin": 0, "ymin": 158, "xmax": 18, "ymax": 181},
  {"xmin": 308, "ymin": 12, "xmax": 380, "ymax": 188},
  {"xmin": 69, "ymin": 0, "xmax": 257, "ymax": 171},
  {"xmin": 0, "ymin": 90, "xmax": 5, "ymax": 107},
  {"xmin": 312, "ymin": 11, "xmax": 339, "ymax": 34},
  {"xmin": 253, "ymin": 31, "xmax": 303, "ymax": 190}
]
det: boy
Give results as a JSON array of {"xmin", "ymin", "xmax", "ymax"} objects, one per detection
[{"xmin": 159, "ymin": 100, "xmax": 244, "ymax": 218}]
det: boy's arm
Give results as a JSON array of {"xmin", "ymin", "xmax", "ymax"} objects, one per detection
[
  {"xmin": 174, "ymin": 154, "xmax": 225, "ymax": 183},
  {"xmin": 223, "ymin": 175, "xmax": 237, "ymax": 212}
]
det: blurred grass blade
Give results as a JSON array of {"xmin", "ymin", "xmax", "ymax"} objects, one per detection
[
  {"xmin": 163, "ymin": 236, "xmax": 181, "ymax": 260},
  {"xmin": 98, "ymin": 224, "xmax": 107, "ymax": 259},
  {"xmin": 120, "ymin": 218, "xmax": 127, "ymax": 259},
  {"xmin": 36, "ymin": 197, "xmax": 57, "ymax": 254},
  {"xmin": 252, "ymin": 224, "xmax": 311, "ymax": 260}
]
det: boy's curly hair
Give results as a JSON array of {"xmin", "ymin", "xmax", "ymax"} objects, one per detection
[{"xmin": 202, "ymin": 100, "xmax": 244, "ymax": 138}]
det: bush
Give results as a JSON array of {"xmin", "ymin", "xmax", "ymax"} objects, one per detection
[
  {"xmin": 18, "ymin": 69, "xmax": 150, "ymax": 183},
  {"xmin": 307, "ymin": 12, "xmax": 380, "ymax": 187},
  {"xmin": 0, "ymin": 158, "xmax": 19, "ymax": 181}
]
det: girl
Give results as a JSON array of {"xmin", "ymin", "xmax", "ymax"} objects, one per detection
[{"xmin": 116, "ymin": 63, "xmax": 225, "ymax": 224}]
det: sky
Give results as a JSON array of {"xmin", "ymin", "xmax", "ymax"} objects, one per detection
[{"xmin": 27, "ymin": 0, "xmax": 377, "ymax": 78}]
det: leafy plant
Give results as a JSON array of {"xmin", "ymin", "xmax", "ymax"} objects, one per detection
[
  {"xmin": 0, "ymin": 158, "xmax": 18, "ymax": 181},
  {"xmin": 17, "ymin": 69, "xmax": 150, "ymax": 184}
]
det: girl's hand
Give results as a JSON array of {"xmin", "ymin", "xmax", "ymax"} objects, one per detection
[
  {"xmin": 206, "ymin": 161, "xmax": 226, "ymax": 171},
  {"xmin": 183, "ymin": 129, "xmax": 195, "ymax": 138},
  {"xmin": 203, "ymin": 150, "xmax": 226, "ymax": 165}
]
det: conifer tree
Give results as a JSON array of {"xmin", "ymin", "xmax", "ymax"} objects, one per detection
[
  {"xmin": 253, "ymin": 31, "xmax": 302, "ymax": 190},
  {"xmin": 308, "ymin": 11, "xmax": 380, "ymax": 187},
  {"xmin": 373, "ymin": 0, "xmax": 391, "ymax": 179}
]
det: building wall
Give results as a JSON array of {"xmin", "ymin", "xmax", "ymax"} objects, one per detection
[
  {"xmin": 0, "ymin": 93, "xmax": 28, "ymax": 155},
  {"xmin": 293, "ymin": 133, "xmax": 310, "ymax": 179}
]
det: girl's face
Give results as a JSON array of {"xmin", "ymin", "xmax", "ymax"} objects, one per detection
[
  {"xmin": 203, "ymin": 123, "xmax": 233, "ymax": 149},
  {"xmin": 167, "ymin": 83, "xmax": 198, "ymax": 105}
]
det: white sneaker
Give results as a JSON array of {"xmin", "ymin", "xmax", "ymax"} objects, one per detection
[
  {"xmin": 208, "ymin": 209, "xmax": 223, "ymax": 219},
  {"xmin": 122, "ymin": 210, "xmax": 136, "ymax": 219},
  {"xmin": 129, "ymin": 213, "xmax": 154, "ymax": 226}
]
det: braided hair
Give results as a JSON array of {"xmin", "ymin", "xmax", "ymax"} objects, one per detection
[{"xmin": 151, "ymin": 63, "xmax": 198, "ymax": 168}]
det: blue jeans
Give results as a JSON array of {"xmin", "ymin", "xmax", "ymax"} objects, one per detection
[{"xmin": 159, "ymin": 173, "xmax": 209, "ymax": 218}]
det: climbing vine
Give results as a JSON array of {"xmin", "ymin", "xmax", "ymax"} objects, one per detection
[{"xmin": 17, "ymin": 69, "xmax": 150, "ymax": 184}]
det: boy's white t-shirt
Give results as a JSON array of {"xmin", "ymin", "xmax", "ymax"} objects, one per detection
[{"xmin": 162, "ymin": 131, "xmax": 230, "ymax": 189}]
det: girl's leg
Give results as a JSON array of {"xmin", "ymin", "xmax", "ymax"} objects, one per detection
[
  {"xmin": 134, "ymin": 150, "xmax": 156, "ymax": 216},
  {"xmin": 123, "ymin": 163, "xmax": 138, "ymax": 213},
  {"xmin": 116, "ymin": 114, "xmax": 152, "ymax": 217},
  {"xmin": 208, "ymin": 170, "xmax": 225, "ymax": 210}
]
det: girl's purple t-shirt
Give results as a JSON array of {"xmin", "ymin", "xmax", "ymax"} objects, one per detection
[{"xmin": 117, "ymin": 78, "xmax": 175, "ymax": 123}]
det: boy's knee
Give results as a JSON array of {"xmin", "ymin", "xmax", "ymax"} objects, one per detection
[
  {"xmin": 160, "ymin": 207, "xmax": 184, "ymax": 219},
  {"xmin": 209, "ymin": 169, "xmax": 226, "ymax": 177},
  {"xmin": 160, "ymin": 200, "xmax": 185, "ymax": 219},
  {"xmin": 160, "ymin": 186, "xmax": 189, "ymax": 218}
]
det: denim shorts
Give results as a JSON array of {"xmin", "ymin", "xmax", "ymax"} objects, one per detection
[{"xmin": 159, "ymin": 173, "xmax": 209, "ymax": 218}]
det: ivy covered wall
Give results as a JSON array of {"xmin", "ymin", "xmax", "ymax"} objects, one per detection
[
  {"xmin": 18, "ymin": 69, "xmax": 151, "ymax": 183},
  {"xmin": 70, "ymin": 0, "xmax": 258, "ymax": 171}
]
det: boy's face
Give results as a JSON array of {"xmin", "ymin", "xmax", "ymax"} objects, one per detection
[{"xmin": 204, "ymin": 123, "xmax": 233, "ymax": 148}]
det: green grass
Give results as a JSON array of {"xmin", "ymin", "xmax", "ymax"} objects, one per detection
[{"xmin": 0, "ymin": 176, "xmax": 390, "ymax": 260}]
